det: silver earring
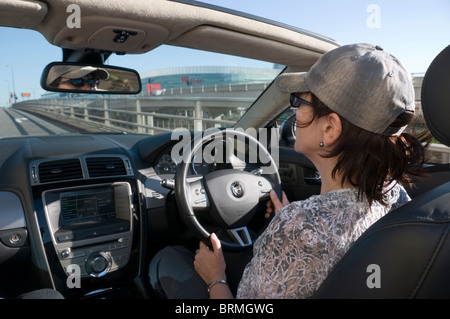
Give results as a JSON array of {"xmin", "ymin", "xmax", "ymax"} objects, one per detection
[{"xmin": 319, "ymin": 142, "xmax": 324, "ymax": 147}]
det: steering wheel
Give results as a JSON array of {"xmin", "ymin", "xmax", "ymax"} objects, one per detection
[{"xmin": 174, "ymin": 129, "xmax": 282, "ymax": 251}]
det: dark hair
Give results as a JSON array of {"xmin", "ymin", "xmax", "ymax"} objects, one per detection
[{"xmin": 296, "ymin": 94, "xmax": 431, "ymax": 206}]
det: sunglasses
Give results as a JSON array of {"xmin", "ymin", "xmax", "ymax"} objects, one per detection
[
  {"xmin": 290, "ymin": 93, "xmax": 313, "ymax": 108},
  {"xmin": 59, "ymin": 77, "xmax": 100, "ymax": 88}
]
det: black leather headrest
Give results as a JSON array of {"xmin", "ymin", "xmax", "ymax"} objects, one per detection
[
  {"xmin": 421, "ymin": 45, "xmax": 450, "ymax": 147},
  {"xmin": 313, "ymin": 182, "xmax": 450, "ymax": 298}
]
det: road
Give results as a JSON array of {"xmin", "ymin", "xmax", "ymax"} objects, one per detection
[{"xmin": 0, "ymin": 107, "xmax": 77, "ymax": 137}]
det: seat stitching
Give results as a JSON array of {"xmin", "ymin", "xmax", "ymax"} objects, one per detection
[{"xmin": 409, "ymin": 223, "xmax": 450, "ymax": 298}]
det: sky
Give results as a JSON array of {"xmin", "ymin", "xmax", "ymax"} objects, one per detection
[{"xmin": 1, "ymin": 0, "xmax": 449, "ymax": 106}]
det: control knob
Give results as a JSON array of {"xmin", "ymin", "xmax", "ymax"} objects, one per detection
[{"xmin": 85, "ymin": 251, "xmax": 112, "ymax": 277}]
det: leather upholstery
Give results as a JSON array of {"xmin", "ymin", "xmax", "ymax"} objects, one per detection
[
  {"xmin": 313, "ymin": 182, "xmax": 450, "ymax": 299},
  {"xmin": 421, "ymin": 44, "xmax": 450, "ymax": 147}
]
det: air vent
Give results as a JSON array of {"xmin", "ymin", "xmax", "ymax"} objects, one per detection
[
  {"xmin": 86, "ymin": 157, "xmax": 127, "ymax": 177},
  {"xmin": 38, "ymin": 159, "xmax": 83, "ymax": 183}
]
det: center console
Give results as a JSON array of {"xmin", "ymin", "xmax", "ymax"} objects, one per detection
[{"xmin": 43, "ymin": 182, "xmax": 134, "ymax": 278}]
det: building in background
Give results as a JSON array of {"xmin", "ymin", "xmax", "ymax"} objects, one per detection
[{"xmin": 140, "ymin": 65, "xmax": 283, "ymax": 97}]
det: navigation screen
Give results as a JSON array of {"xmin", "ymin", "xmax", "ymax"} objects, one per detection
[{"xmin": 60, "ymin": 188, "xmax": 115, "ymax": 225}]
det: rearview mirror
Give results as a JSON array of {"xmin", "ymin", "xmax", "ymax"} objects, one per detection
[{"xmin": 41, "ymin": 62, "xmax": 142, "ymax": 94}]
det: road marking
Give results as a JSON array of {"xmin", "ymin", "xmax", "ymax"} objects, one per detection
[{"xmin": 15, "ymin": 117, "xmax": 29, "ymax": 123}]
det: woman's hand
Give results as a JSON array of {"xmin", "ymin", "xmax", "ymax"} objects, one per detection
[
  {"xmin": 194, "ymin": 233, "xmax": 233, "ymax": 299},
  {"xmin": 265, "ymin": 190, "xmax": 289, "ymax": 218},
  {"xmin": 194, "ymin": 233, "xmax": 226, "ymax": 285}
]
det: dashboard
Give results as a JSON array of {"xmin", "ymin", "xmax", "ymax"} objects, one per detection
[
  {"xmin": 0, "ymin": 133, "xmax": 172, "ymax": 298},
  {"xmin": 42, "ymin": 182, "xmax": 133, "ymax": 279},
  {"xmin": 0, "ymin": 131, "xmax": 272, "ymax": 298},
  {"xmin": 153, "ymin": 146, "xmax": 222, "ymax": 176},
  {"xmin": 151, "ymin": 134, "xmax": 261, "ymax": 178}
]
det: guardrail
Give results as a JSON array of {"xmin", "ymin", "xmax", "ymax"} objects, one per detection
[
  {"xmin": 428, "ymin": 143, "xmax": 450, "ymax": 164},
  {"xmin": 13, "ymin": 97, "xmax": 450, "ymax": 164},
  {"xmin": 14, "ymin": 96, "xmax": 252, "ymax": 134}
]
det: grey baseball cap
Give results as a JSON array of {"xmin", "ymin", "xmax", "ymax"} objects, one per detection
[
  {"xmin": 276, "ymin": 43, "xmax": 415, "ymax": 136},
  {"xmin": 48, "ymin": 65, "xmax": 109, "ymax": 85}
]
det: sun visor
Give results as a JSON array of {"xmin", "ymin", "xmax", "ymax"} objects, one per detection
[
  {"xmin": 0, "ymin": 0, "xmax": 48, "ymax": 29},
  {"xmin": 169, "ymin": 25, "xmax": 328, "ymax": 68}
]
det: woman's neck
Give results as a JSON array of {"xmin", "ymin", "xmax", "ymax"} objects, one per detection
[{"xmin": 315, "ymin": 158, "xmax": 354, "ymax": 194}]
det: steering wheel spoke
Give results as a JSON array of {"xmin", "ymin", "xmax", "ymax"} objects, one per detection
[
  {"xmin": 255, "ymin": 175, "xmax": 274, "ymax": 201},
  {"xmin": 186, "ymin": 176, "xmax": 210, "ymax": 210},
  {"xmin": 226, "ymin": 227, "xmax": 252, "ymax": 247}
]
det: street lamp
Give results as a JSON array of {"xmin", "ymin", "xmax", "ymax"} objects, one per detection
[
  {"xmin": 5, "ymin": 65, "xmax": 16, "ymax": 104},
  {"xmin": 3, "ymin": 79, "xmax": 10, "ymax": 107}
]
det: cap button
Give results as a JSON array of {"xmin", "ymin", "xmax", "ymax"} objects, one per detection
[{"xmin": 375, "ymin": 45, "xmax": 384, "ymax": 51}]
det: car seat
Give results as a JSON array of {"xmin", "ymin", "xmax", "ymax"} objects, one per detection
[{"xmin": 312, "ymin": 44, "xmax": 450, "ymax": 299}]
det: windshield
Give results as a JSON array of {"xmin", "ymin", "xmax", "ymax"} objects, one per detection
[{"xmin": 0, "ymin": 28, "xmax": 282, "ymax": 138}]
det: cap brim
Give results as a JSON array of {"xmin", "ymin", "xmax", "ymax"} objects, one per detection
[
  {"xmin": 275, "ymin": 72, "xmax": 309, "ymax": 93},
  {"xmin": 89, "ymin": 68, "xmax": 109, "ymax": 80},
  {"xmin": 63, "ymin": 67, "xmax": 109, "ymax": 80}
]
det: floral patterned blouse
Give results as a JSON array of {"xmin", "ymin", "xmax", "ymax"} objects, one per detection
[{"xmin": 236, "ymin": 183, "xmax": 410, "ymax": 299}]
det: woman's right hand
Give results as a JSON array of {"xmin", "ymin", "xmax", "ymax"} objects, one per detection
[{"xmin": 265, "ymin": 190, "xmax": 289, "ymax": 219}]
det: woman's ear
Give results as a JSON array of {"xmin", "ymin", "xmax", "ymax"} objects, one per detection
[{"xmin": 322, "ymin": 113, "xmax": 342, "ymax": 147}]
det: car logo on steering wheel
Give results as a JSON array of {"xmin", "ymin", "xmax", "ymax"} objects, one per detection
[{"xmin": 230, "ymin": 181, "xmax": 244, "ymax": 198}]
